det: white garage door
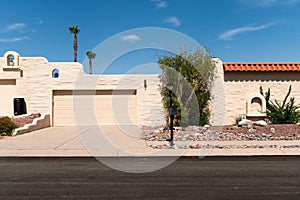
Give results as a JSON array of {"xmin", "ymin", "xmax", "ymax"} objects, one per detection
[
  {"xmin": 0, "ymin": 79, "xmax": 16, "ymax": 116},
  {"xmin": 53, "ymin": 90, "xmax": 137, "ymax": 126}
]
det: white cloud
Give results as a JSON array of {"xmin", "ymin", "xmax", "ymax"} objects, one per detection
[
  {"xmin": 120, "ymin": 34, "xmax": 141, "ymax": 42},
  {"xmin": 20, "ymin": 29, "xmax": 36, "ymax": 33},
  {"xmin": 0, "ymin": 36, "xmax": 30, "ymax": 42},
  {"xmin": 2, "ymin": 23, "xmax": 26, "ymax": 33},
  {"xmin": 236, "ymin": 0, "xmax": 299, "ymax": 7},
  {"xmin": 164, "ymin": 16, "xmax": 181, "ymax": 27},
  {"xmin": 151, "ymin": 0, "xmax": 168, "ymax": 9},
  {"xmin": 157, "ymin": 1, "xmax": 168, "ymax": 8},
  {"xmin": 218, "ymin": 21, "xmax": 279, "ymax": 40},
  {"xmin": 35, "ymin": 18, "xmax": 44, "ymax": 24}
]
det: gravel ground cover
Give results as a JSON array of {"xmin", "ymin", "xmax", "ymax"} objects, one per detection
[{"xmin": 143, "ymin": 124, "xmax": 300, "ymax": 149}]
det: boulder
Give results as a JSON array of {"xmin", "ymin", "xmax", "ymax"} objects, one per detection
[
  {"xmin": 238, "ymin": 119, "xmax": 252, "ymax": 127},
  {"xmin": 248, "ymin": 128, "xmax": 256, "ymax": 133},
  {"xmin": 203, "ymin": 124, "xmax": 210, "ymax": 129},
  {"xmin": 270, "ymin": 127, "xmax": 276, "ymax": 134},
  {"xmin": 254, "ymin": 120, "xmax": 267, "ymax": 127}
]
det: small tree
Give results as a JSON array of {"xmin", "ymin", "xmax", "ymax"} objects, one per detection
[
  {"xmin": 158, "ymin": 48, "xmax": 215, "ymax": 126},
  {"xmin": 261, "ymin": 85, "xmax": 300, "ymax": 124},
  {"xmin": 86, "ymin": 51, "xmax": 96, "ymax": 74}
]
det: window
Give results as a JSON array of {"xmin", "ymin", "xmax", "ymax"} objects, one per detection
[
  {"xmin": 52, "ymin": 69, "xmax": 59, "ymax": 78},
  {"xmin": 250, "ymin": 97, "xmax": 263, "ymax": 113},
  {"xmin": 246, "ymin": 94, "xmax": 266, "ymax": 117},
  {"xmin": 4, "ymin": 51, "xmax": 20, "ymax": 67},
  {"xmin": 7, "ymin": 55, "xmax": 15, "ymax": 66}
]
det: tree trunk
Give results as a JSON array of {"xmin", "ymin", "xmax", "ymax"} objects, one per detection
[
  {"xmin": 89, "ymin": 59, "xmax": 92, "ymax": 74},
  {"xmin": 74, "ymin": 34, "xmax": 78, "ymax": 62}
]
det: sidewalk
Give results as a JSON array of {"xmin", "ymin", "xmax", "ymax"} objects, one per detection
[{"xmin": 0, "ymin": 126, "xmax": 300, "ymax": 157}]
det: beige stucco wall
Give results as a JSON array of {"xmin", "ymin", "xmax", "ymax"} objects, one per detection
[
  {"xmin": 4, "ymin": 51, "xmax": 299, "ymax": 127},
  {"xmin": 211, "ymin": 59, "xmax": 300, "ymax": 125},
  {"xmin": 0, "ymin": 51, "xmax": 165, "ymax": 127},
  {"xmin": 224, "ymin": 72, "xmax": 300, "ymax": 125},
  {"xmin": 210, "ymin": 58, "xmax": 226, "ymax": 126}
]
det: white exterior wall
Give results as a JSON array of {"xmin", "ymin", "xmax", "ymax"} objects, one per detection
[
  {"xmin": 4, "ymin": 51, "xmax": 299, "ymax": 127},
  {"xmin": 211, "ymin": 59, "xmax": 300, "ymax": 125},
  {"xmin": 210, "ymin": 58, "xmax": 226, "ymax": 126},
  {"xmin": 223, "ymin": 72, "xmax": 300, "ymax": 125},
  {"xmin": 0, "ymin": 51, "xmax": 165, "ymax": 127}
]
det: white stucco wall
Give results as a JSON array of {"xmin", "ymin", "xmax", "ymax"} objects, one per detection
[
  {"xmin": 0, "ymin": 51, "xmax": 165, "ymax": 127},
  {"xmin": 223, "ymin": 72, "xmax": 300, "ymax": 125},
  {"xmin": 211, "ymin": 59, "xmax": 300, "ymax": 125},
  {"xmin": 210, "ymin": 58, "xmax": 226, "ymax": 126},
  {"xmin": 4, "ymin": 51, "xmax": 299, "ymax": 127}
]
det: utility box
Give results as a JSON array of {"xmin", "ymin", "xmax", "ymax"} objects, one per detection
[{"xmin": 14, "ymin": 98, "xmax": 27, "ymax": 116}]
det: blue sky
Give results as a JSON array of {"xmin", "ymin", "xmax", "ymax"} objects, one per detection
[{"xmin": 1, "ymin": 0, "xmax": 300, "ymax": 74}]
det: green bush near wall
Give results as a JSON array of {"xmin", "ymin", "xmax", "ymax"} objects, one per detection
[
  {"xmin": 261, "ymin": 85, "xmax": 300, "ymax": 124},
  {"xmin": 158, "ymin": 48, "xmax": 215, "ymax": 126},
  {"xmin": 0, "ymin": 117, "xmax": 18, "ymax": 136}
]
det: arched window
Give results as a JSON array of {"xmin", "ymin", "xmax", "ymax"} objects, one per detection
[
  {"xmin": 246, "ymin": 94, "xmax": 266, "ymax": 117},
  {"xmin": 3, "ymin": 51, "xmax": 20, "ymax": 67},
  {"xmin": 52, "ymin": 69, "xmax": 59, "ymax": 78},
  {"xmin": 7, "ymin": 55, "xmax": 15, "ymax": 66},
  {"xmin": 250, "ymin": 97, "xmax": 263, "ymax": 113}
]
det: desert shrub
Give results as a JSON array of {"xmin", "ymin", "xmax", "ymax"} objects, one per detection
[
  {"xmin": 261, "ymin": 85, "xmax": 300, "ymax": 124},
  {"xmin": 0, "ymin": 116, "xmax": 18, "ymax": 136},
  {"xmin": 158, "ymin": 48, "xmax": 215, "ymax": 126}
]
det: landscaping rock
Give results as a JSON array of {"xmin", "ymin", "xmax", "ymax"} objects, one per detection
[
  {"xmin": 11, "ymin": 113, "xmax": 41, "ymax": 128},
  {"xmin": 248, "ymin": 128, "xmax": 256, "ymax": 133},
  {"xmin": 238, "ymin": 119, "xmax": 252, "ymax": 127},
  {"xmin": 254, "ymin": 120, "xmax": 267, "ymax": 127},
  {"xmin": 203, "ymin": 124, "xmax": 210, "ymax": 131},
  {"xmin": 142, "ymin": 124, "xmax": 300, "ymax": 143},
  {"xmin": 270, "ymin": 127, "xmax": 276, "ymax": 134}
]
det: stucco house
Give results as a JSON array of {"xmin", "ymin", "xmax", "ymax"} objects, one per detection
[
  {"xmin": 1, "ymin": 51, "xmax": 300, "ymax": 130},
  {"xmin": 212, "ymin": 59, "xmax": 300, "ymax": 125},
  {"xmin": 0, "ymin": 51, "xmax": 165, "ymax": 128}
]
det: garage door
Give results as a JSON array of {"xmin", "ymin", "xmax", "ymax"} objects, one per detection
[
  {"xmin": 53, "ymin": 90, "xmax": 137, "ymax": 126},
  {"xmin": 0, "ymin": 79, "xmax": 16, "ymax": 116}
]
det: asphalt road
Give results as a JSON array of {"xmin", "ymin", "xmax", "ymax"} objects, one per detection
[{"xmin": 0, "ymin": 156, "xmax": 300, "ymax": 199}]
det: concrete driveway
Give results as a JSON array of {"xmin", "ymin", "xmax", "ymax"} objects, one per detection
[{"xmin": 0, "ymin": 126, "xmax": 157, "ymax": 157}]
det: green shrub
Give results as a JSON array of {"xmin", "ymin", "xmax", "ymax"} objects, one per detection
[
  {"xmin": 261, "ymin": 85, "xmax": 300, "ymax": 124},
  {"xmin": 0, "ymin": 117, "xmax": 18, "ymax": 136},
  {"xmin": 158, "ymin": 48, "xmax": 215, "ymax": 126}
]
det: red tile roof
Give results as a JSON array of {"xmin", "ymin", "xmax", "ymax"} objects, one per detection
[{"xmin": 223, "ymin": 62, "xmax": 300, "ymax": 72}]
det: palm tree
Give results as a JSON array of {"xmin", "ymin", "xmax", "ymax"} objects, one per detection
[
  {"xmin": 86, "ymin": 51, "xmax": 96, "ymax": 74},
  {"xmin": 69, "ymin": 25, "xmax": 80, "ymax": 62}
]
